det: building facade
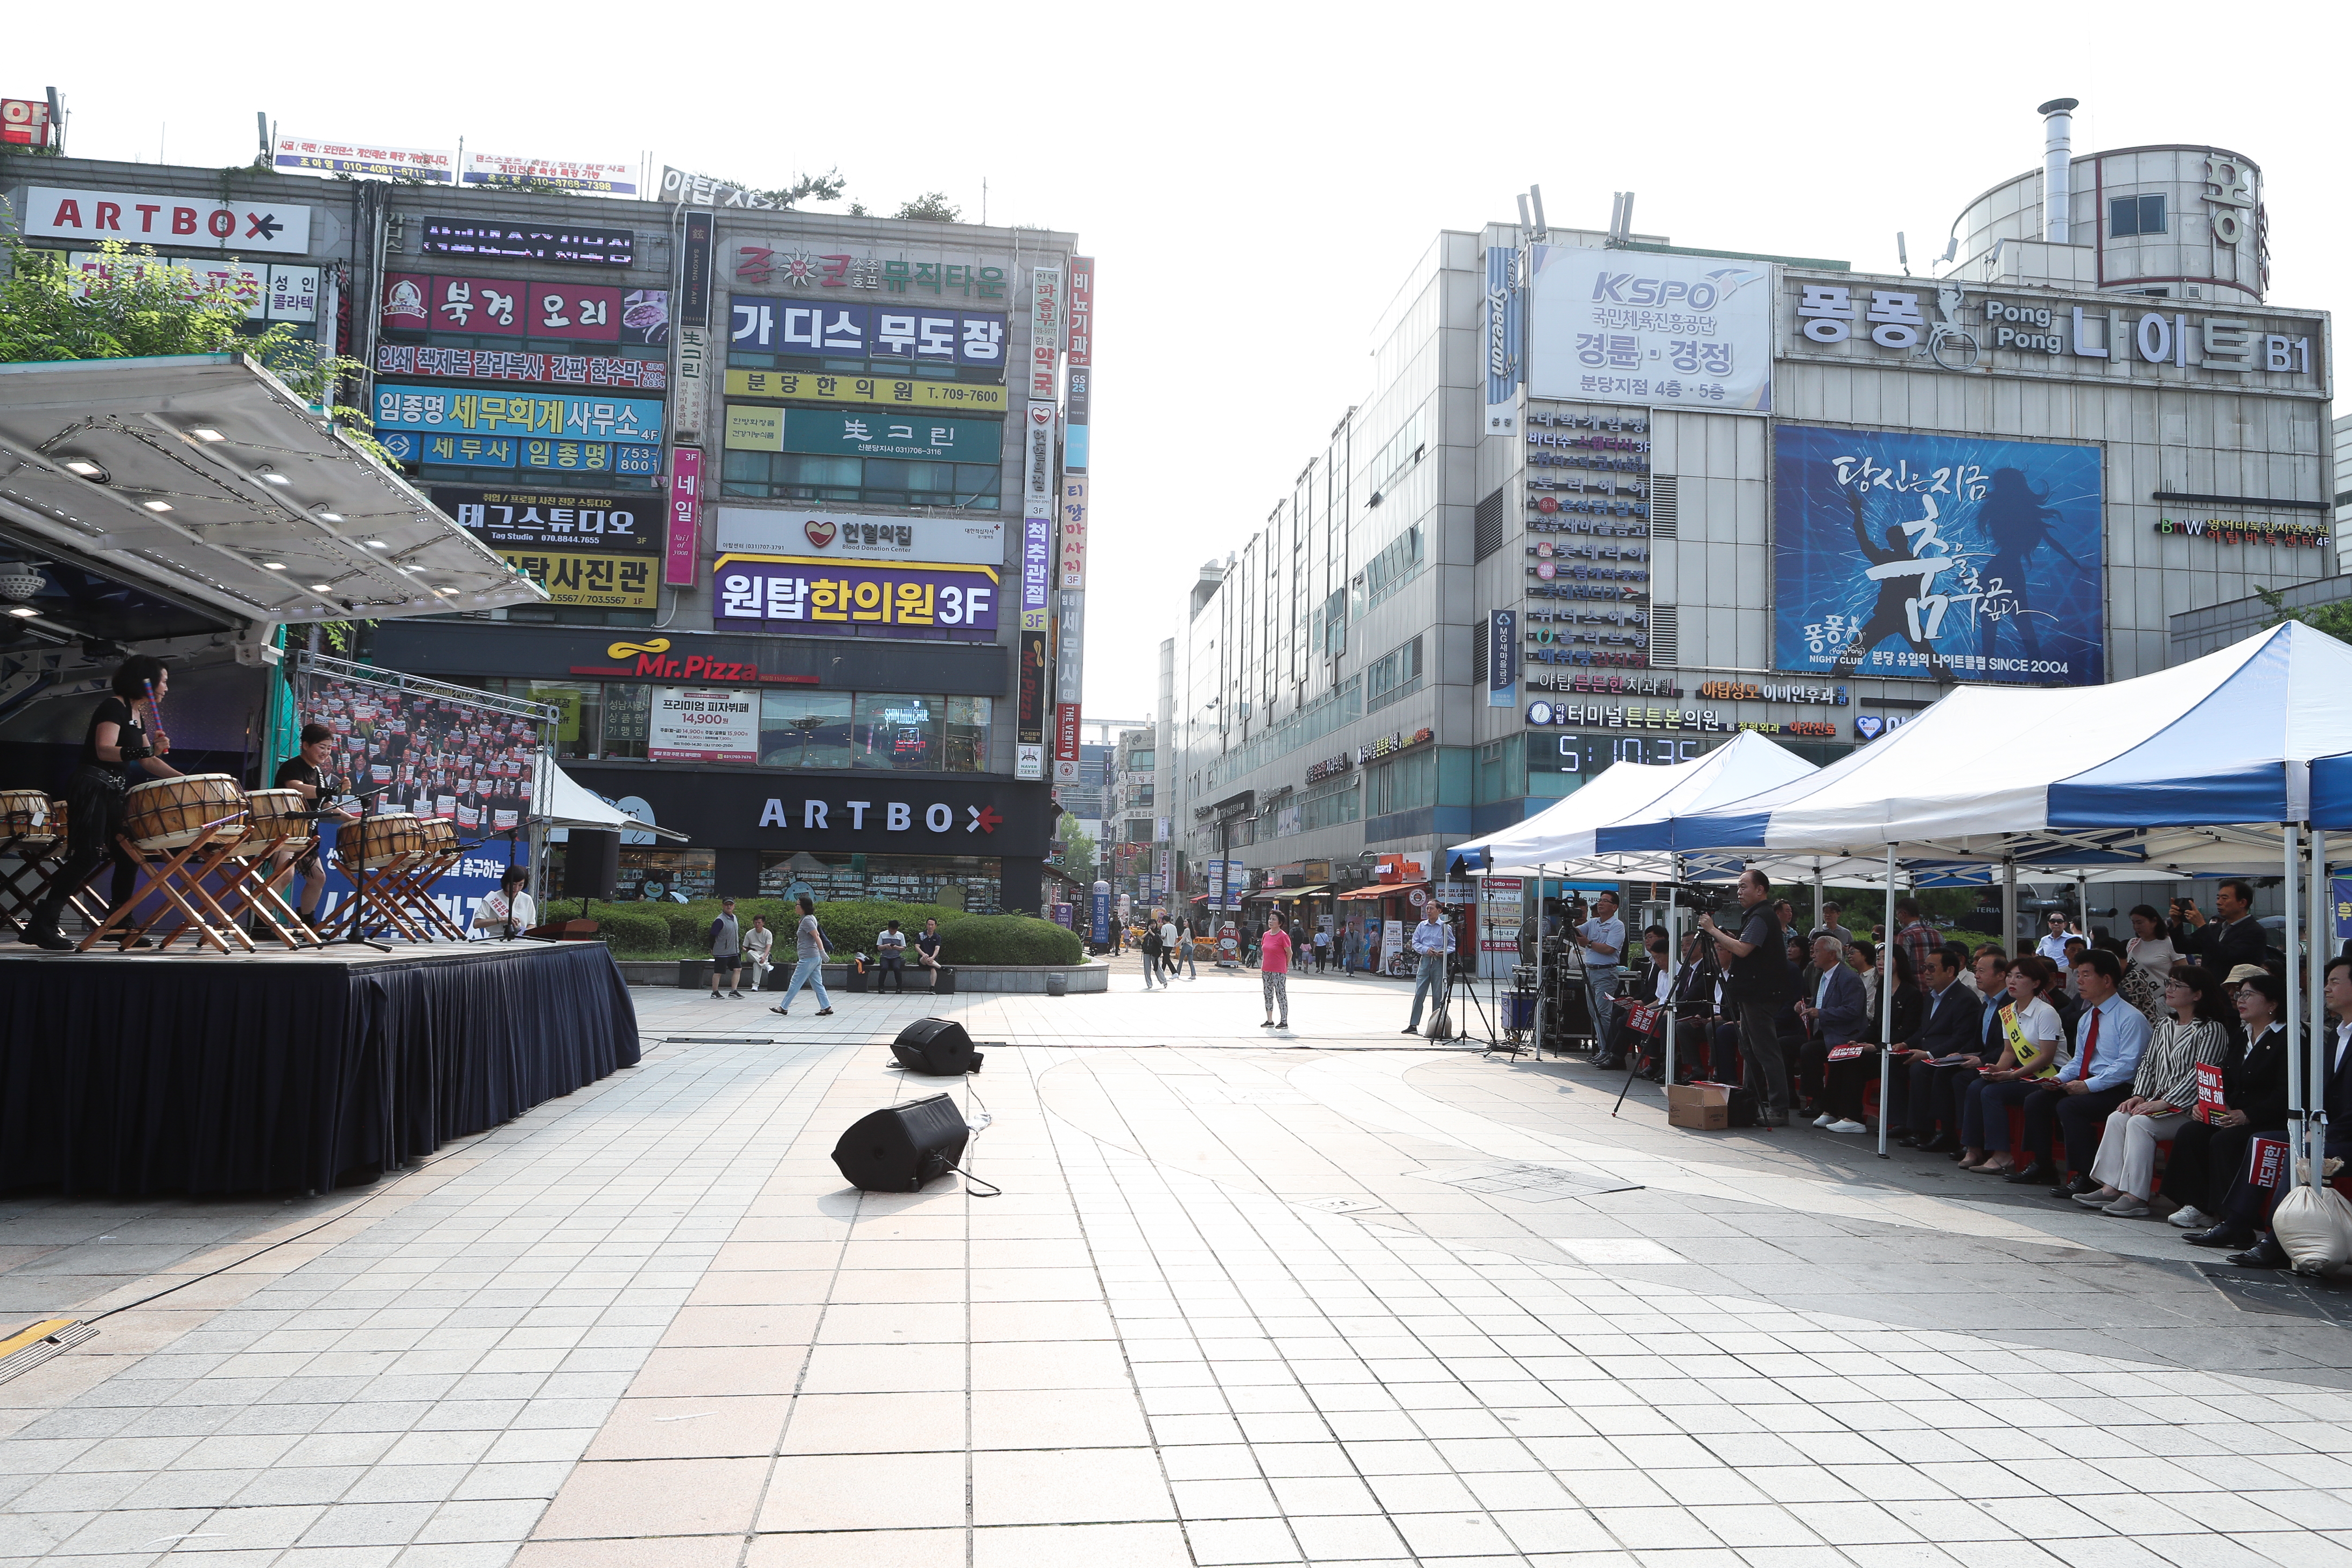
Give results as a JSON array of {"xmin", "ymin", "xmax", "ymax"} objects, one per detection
[
  {"xmin": 2, "ymin": 154, "xmax": 1083, "ymax": 912},
  {"xmin": 1171, "ymin": 110, "xmax": 2334, "ymax": 963}
]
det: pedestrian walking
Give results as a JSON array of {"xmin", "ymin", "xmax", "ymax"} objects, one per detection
[
  {"xmin": 1142, "ymin": 916, "xmax": 1164, "ymax": 989},
  {"xmin": 743, "ymin": 913, "xmax": 774, "ymax": 992},
  {"xmin": 1159, "ymin": 912, "xmax": 1179, "ymax": 979},
  {"xmin": 1404, "ymin": 907, "xmax": 1455, "ymax": 1034},
  {"xmin": 1313, "ymin": 924, "xmax": 1331, "ymax": 972},
  {"xmin": 1174, "ymin": 916, "xmax": 1200, "ymax": 979},
  {"xmin": 1259, "ymin": 914, "xmax": 1293, "ymax": 1028},
  {"xmin": 708, "ymin": 897, "xmax": 744, "ymax": 999},
  {"xmin": 769, "ymin": 894, "xmax": 835, "ymax": 1017}
]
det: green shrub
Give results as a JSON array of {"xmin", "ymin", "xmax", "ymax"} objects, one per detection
[
  {"xmin": 937, "ymin": 913, "xmax": 1084, "ymax": 965},
  {"xmin": 809, "ymin": 900, "xmax": 963, "ymax": 960},
  {"xmin": 597, "ymin": 908, "xmax": 671, "ymax": 953}
]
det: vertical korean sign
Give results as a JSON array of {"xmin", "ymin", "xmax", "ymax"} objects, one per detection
[
  {"xmin": 674, "ymin": 210, "xmax": 714, "ymax": 443},
  {"xmin": 1017, "ymin": 627, "xmax": 1048, "ymax": 781},
  {"xmin": 1487, "ymin": 608, "xmax": 1516, "ymax": 706},
  {"xmin": 665, "ymin": 447, "xmax": 702, "ymax": 587},
  {"xmin": 1064, "ymin": 257, "xmax": 1093, "ymax": 471},
  {"xmin": 1483, "ymin": 244, "xmax": 1520, "ymax": 435}
]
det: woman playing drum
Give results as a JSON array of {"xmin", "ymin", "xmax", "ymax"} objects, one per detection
[
  {"xmin": 269, "ymin": 722, "xmax": 359, "ymax": 928},
  {"xmin": 23, "ymin": 655, "xmax": 183, "ymax": 950}
]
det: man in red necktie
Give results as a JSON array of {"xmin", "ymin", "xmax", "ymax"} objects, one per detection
[{"xmin": 2008, "ymin": 950, "xmax": 2151, "ymax": 1193}]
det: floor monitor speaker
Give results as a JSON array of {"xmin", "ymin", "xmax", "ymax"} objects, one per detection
[
  {"xmin": 830, "ymin": 1094, "xmax": 970, "ymax": 1192},
  {"xmin": 892, "ymin": 1017, "xmax": 983, "ymax": 1075}
]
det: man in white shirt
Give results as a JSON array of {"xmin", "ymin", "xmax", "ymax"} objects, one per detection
[
  {"xmin": 1403, "ymin": 908, "xmax": 1455, "ymax": 1034},
  {"xmin": 2035, "ymin": 912, "xmax": 2076, "ymax": 970},
  {"xmin": 1573, "ymin": 892, "xmax": 1627, "ymax": 1061}
]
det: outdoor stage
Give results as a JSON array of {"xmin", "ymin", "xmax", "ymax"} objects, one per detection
[{"xmin": 0, "ymin": 939, "xmax": 640, "ymax": 1198}]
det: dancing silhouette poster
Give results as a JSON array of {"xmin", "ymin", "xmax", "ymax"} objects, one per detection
[{"xmin": 1772, "ymin": 425, "xmax": 2103, "ymax": 687}]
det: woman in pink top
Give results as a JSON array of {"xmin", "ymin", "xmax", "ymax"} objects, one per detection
[{"xmin": 1259, "ymin": 915, "xmax": 1293, "ymax": 1030}]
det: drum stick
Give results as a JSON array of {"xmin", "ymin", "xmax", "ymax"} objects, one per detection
[{"xmin": 142, "ymin": 678, "xmax": 171, "ymax": 756}]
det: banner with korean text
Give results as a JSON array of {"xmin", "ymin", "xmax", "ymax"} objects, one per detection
[
  {"xmin": 1525, "ymin": 243, "xmax": 1773, "ymax": 412},
  {"xmin": 714, "ymin": 555, "xmax": 999, "ymax": 642}
]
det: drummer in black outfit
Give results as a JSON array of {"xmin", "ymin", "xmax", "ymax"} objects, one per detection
[
  {"xmin": 270, "ymin": 722, "xmax": 359, "ymax": 927},
  {"xmin": 23, "ymin": 656, "xmax": 184, "ymax": 951}
]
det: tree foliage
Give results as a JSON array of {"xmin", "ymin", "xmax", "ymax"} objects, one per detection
[
  {"xmin": 2257, "ymin": 585, "xmax": 2352, "ymax": 644},
  {"xmin": 894, "ymin": 192, "xmax": 962, "ymax": 223},
  {"xmin": 684, "ymin": 168, "xmax": 847, "ymax": 210},
  {"xmin": 1055, "ymin": 811, "xmax": 1098, "ymax": 884}
]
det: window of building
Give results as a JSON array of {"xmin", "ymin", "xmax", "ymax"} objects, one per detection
[
  {"xmin": 612, "ymin": 848, "xmax": 717, "ymax": 902},
  {"xmin": 528, "ymin": 680, "xmax": 604, "ymax": 760},
  {"xmin": 2110, "ymin": 193, "xmax": 2167, "ymax": 237},
  {"xmin": 759, "ymin": 691, "xmax": 855, "ymax": 768},
  {"xmin": 1366, "ymin": 747, "xmax": 1436, "ymax": 815},
  {"xmin": 944, "ymin": 696, "xmax": 992, "ymax": 773},
  {"xmin": 758, "ymin": 849, "xmax": 998, "ymax": 911},
  {"xmin": 852, "ymin": 692, "xmax": 944, "ymax": 771},
  {"xmin": 1475, "ymin": 738, "xmax": 1524, "ymax": 806},
  {"xmin": 1298, "ymin": 773, "xmax": 1360, "ymax": 831},
  {"xmin": 1365, "ymin": 635, "xmax": 1424, "ymax": 713},
  {"xmin": 1125, "ymin": 750, "xmax": 1155, "ymax": 772},
  {"xmin": 603, "ymin": 683, "xmax": 652, "ymax": 759},
  {"xmin": 1355, "ymin": 524, "xmax": 1424, "ymax": 618},
  {"xmin": 718, "ymin": 450, "xmax": 1000, "ymax": 508}
]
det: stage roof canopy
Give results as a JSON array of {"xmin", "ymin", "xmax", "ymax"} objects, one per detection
[{"xmin": 0, "ymin": 353, "xmax": 547, "ymax": 644}]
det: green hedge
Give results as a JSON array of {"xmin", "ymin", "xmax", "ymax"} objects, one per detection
[{"xmin": 538, "ymin": 896, "xmax": 1084, "ymax": 967}]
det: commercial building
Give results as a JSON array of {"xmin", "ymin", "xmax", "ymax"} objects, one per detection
[
  {"xmin": 2, "ymin": 151, "xmax": 1087, "ymax": 913},
  {"xmin": 1171, "ymin": 104, "xmax": 2334, "ymax": 962}
]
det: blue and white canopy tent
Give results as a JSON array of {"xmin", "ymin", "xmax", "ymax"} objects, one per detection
[{"xmin": 1643, "ymin": 622, "xmax": 2352, "ymax": 1168}]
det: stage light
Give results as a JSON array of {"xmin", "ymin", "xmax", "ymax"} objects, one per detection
[
  {"xmin": 142, "ymin": 500, "xmax": 173, "ymax": 512},
  {"xmin": 190, "ymin": 428, "xmax": 225, "ymax": 442}
]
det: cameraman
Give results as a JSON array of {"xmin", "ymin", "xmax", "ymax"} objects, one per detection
[{"xmin": 1698, "ymin": 867, "xmax": 1794, "ymax": 1126}]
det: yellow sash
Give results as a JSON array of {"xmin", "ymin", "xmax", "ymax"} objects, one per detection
[{"xmin": 1999, "ymin": 1003, "xmax": 2056, "ymax": 1079}]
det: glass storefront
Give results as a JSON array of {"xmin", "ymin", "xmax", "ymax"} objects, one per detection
[
  {"xmin": 758, "ymin": 850, "xmax": 999, "ymax": 911},
  {"xmin": 468, "ymin": 678, "xmax": 990, "ymax": 772}
]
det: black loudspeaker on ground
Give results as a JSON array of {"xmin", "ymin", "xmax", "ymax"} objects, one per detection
[
  {"xmin": 830, "ymin": 1094, "xmax": 970, "ymax": 1192},
  {"xmin": 892, "ymin": 1017, "xmax": 984, "ymax": 1075}
]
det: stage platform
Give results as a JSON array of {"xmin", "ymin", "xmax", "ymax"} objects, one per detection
[{"xmin": 0, "ymin": 938, "xmax": 640, "ymax": 1197}]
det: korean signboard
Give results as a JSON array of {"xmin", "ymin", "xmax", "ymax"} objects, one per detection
[
  {"xmin": 377, "ymin": 431, "xmax": 659, "ymax": 477},
  {"xmin": 1772, "ymin": 425, "xmax": 2104, "ymax": 687},
  {"xmin": 729, "ymin": 298, "xmax": 1006, "ymax": 369},
  {"xmin": 66, "ymin": 253, "xmax": 317, "ymax": 322},
  {"xmin": 274, "ymin": 135, "xmax": 451, "ymax": 182},
  {"xmin": 376, "ymin": 385, "xmax": 662, "ymax": 444},
  {"xmin": 722, "ymin": 406, "xmax": 998, "ymax": 462},
  {"xmin": 649, "ymin": 688, "xmax": 759, "ymax": 762},
  {"xmin": 1054, "ymin": 592, "xmax": 1084, "ymax": 706},
  {"xmin": 721, "ymin": 368, "xmax": 1006, "ymax": 414},
  {"xmin": 18, "ymin": 185, "xmax": 312, "ymax": 254},
  {"xmin": 1525, "ymin": 243, "xmax": 1773, "ymax": 411},
  {"xmin": 421, "ymin": 218, "xmax": 633, "ymax": 265},
  {"xmin": 379, "ymin": 273, "xmax": 647, "ymax": 345},
  {"xmin": 1485, "ymin": 244, "xmax": 1521, "ymax": 435},
  {"xmin": 1017, "ymin": 628, "xmax": 1048, "ymax": 780},
  {"xmin": 1488, "ymin": 608, "xmax": 1516, "ymax": 706},
  {"xmin": 1059, "ymin": 477, "xmax": 1088, "ymax": 589},
  {"xmin": 2, "ymin": 98, "xmax": 55, "ymax": 148},
  {"xmin": 1064, "ymin": 365, "xmax": 1091, "ymax": 472},
  {"xmin": 1028, "ymin": 265, "xmax": 1062, "ymax": 400},
  {"xmin": 714, "ymin": 555, "xmax": 1000, "ymax": 641},
  {"xmin": 463, "ymin": 151, "xmax": 637, "ymax": 196},
  {"xmin": 1023, "ymin": 401, "xmax": 1057, "ymax": 519},
  {"xmin": 662, "ymin": 166, "xmax": 787, "ymax": 210},
  {"xmin": 731, "ymin": 243, "xmax": 1007, "ymax": 298},
  {"xmin": 1020, "ymin": 514, "xmax": 1052, "ymax": 634},
  {"xmin": 667, "ymin": 449, "xmax": 703, "ymax": 589},
  {"xmin": 431, "ymin": 487, "xmax": 659, "ymax": 552},
  {"xmin": 681, "ymin": 212, "xmax": 715, "ymax": 326},
  {"xmin": 375, "ymin": 343, "xmax": 664, "ymax": 390},
  {"xmin": 500, "ymin": 550, "xmax": 658, "ymax": 611},
  {"xmin": 1067, "ymin": 257, "xmax": 1094, "ymax": 366},
  {"xmin": 715, "ymin": 507, "xmax": 1003, "ymax": 566}
]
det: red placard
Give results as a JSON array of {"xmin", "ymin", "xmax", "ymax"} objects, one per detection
[
  {"xmin": 1054, "ymin": 702, "xmax": 1080, "ymax": 761},
  {"xmin": 1067, "ymin": 256, "xmax": 1093, "ymax": 366},
  {"xmin": 530, "ymin": 282, "xmax": 620, "ymax": 343},
  {"xmin": 2195, "ymin": 1061, "xmax": 2227, "ymax": 1123},
  {"xmin": 427, "ymin": 273, "xmax": 528, "ymax": 335},
  {"xmin": 666, "ymin": 447, "xmax": 702, "ymax": 589}
]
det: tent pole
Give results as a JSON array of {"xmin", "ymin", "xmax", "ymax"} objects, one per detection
[
  {"xmin": 2312, "ymin": 828, "xmax": 2330, "ymax": 1183},
  {"xmin": 2286, "ymin": 825, "xmax": 2309, "ymax": 1188},
  {"xmin": 1880, "ymin": 845, "xmax": 1895, "ymax": 1159},
  {"xmin": 2002, "ymin": 860, "xmax": 2017, "ymax": 959},
  {"xmin": 1664, "ymin": 864, "xmax": 1678, "ymax": 1089},
  {"xmin": 1812, "ymin": 861, "xmax": 1824, "ymax": 937}
]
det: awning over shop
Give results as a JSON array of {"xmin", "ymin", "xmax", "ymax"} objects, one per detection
[
  {"xmin": 1336, "ymin": 881, "xmax": 1426, "ymax": 902},
  {"xmin": 1247, "ymin": 884, "xmax": 1328, "ymax": 901},
  {"xmin": 0, "ymin": 354, "xmax": 548, "ymax": 644}
]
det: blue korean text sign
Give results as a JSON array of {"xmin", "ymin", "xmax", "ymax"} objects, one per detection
[{"xmin": 1772, "ymin": 425, "xmax": 2103, "ymax": 687}]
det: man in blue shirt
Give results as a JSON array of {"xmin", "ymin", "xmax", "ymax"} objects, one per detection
[
  {"xmin": 1402, "ymin": 906, "xmax": 1455, "ymax": 1034},
  {"xmin": 1574, "ymin": 891, "xmax": 1628, "ymax": 1063},
  {"xmin": 2012, "ymin": 949, "xmax": 2152, "ymax": 1190}
]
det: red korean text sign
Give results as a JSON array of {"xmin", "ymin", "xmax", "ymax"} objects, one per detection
[{"xmin": 667, "ymin": 448, "xmax": 703, "ymax": 589}]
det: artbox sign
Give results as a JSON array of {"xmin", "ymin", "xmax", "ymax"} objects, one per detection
[
  {"xmin": 19, "ymin": 185, "xmax": 312, "ymax": 254},
  {"xmin": 1772, "ymin": 424, "xmax": 2104, "ymax": 687},
  {"xmin": 713, "ymin": 507, "xmax": 1004, "ymax": 565},
  {"xmin": 1525, "ymin": 244, "xmax": 1773, "ymax": 411}
]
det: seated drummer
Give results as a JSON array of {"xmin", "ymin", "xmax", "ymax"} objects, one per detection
[
  {"xmin": 23, "ymin": 656, "xmax": 183, "ymax": 951},
  {"xmin": 271, "ymin": 722, "xmax": 359, "ymax": 927}
]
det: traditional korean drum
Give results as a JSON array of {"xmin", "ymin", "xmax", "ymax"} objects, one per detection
[
  {"xmin": 418, "ymin": 817, "xmax": 459, "ymax": 856},
  {"xmin": 125, "ymin": 774, "xmax": 246, "ymax": 851},
  {"xmin": 346, "ymin": 811, "xmax": 427, "ymax": 870},
  {"xmin": 0, "ymin": 789, "xmax": 53, "ymax": 845},
  {"xmin": 46, "ymin": 799, "xmax": 67, "ymax": 850},
  {"xmin": 235, "ymin": 789, "xmax": 311, "ymax": 855}
]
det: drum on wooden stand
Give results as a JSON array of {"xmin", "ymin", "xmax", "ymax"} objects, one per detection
[
  {"xmin": 125, "ymin": 775, "xmax": 246, "ymax": 852},
  {"xmin": 0, "ymin": 789, "xmax": 53, "ymax": 845},
  {"xmin": 418, "ymin": 817, "xmax": 459, "ymax": 857},
  {"xmin": 235, "ymin": 789, "xmax": 312, "ymax": 856},
  {"xmin": 346, "ymin": 811, "xmax": 427, "ymax": 870}
]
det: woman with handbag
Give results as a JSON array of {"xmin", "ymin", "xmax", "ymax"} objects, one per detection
[{"xmin": 23, "ymin": 656, "xmax": 184, "ymax": 951}]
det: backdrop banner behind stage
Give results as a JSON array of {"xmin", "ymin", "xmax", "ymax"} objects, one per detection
[{"xmin": 1771, "ymin": 424, "xmax": 2105, "ymax": 688}]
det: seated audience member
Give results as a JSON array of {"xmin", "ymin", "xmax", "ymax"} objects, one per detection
[
  {"xmin": 1665, "ymin": 933, "xmax": 1724, "ymax": 1082},
  {"xmin": 2071, "ymin": 964, "xmax": 2230, "ymax": 1217},
  {"xmin": 2061, "ymin": 937, "xmax": 2091, "ymax": 1000},
  {"xmin": 1814, "ymin": 943, "xmax": 1924, "ymax": 1134},
  {"xmin": 1795, "ymin": 935, "xmax": 1872, "ymax": 1129},
  {"xmin": 1912, "ymin": 948, "xmax": 2016, "ymax": 1153},
  {"xmin": 2185, "ymin": 968, "xmax": 2339, "ymax": 1261},
  {"xmin": 1958, "ymin": 955, "xmax": 2067, "ymax": 1174},
  {"xmin": 1893, "ymin": 943, "xmax": 1988, "ymax": 1148},
  {"xmin": 1772, "ymin": 933, "xmax": 1812, "ymax": 1067},
  {"xmin": 1852, "ymin": 940, "xmax": 1882, "ymax": 1021},
  {"xmin": 2020, "ymin": 950, "xmax": 2154, "ymax": 1191}
]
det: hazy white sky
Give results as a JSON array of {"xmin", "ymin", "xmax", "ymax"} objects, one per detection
[{"xmin": 15, "ymin": 1, "xmax": 2341, "ymax": 724}]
